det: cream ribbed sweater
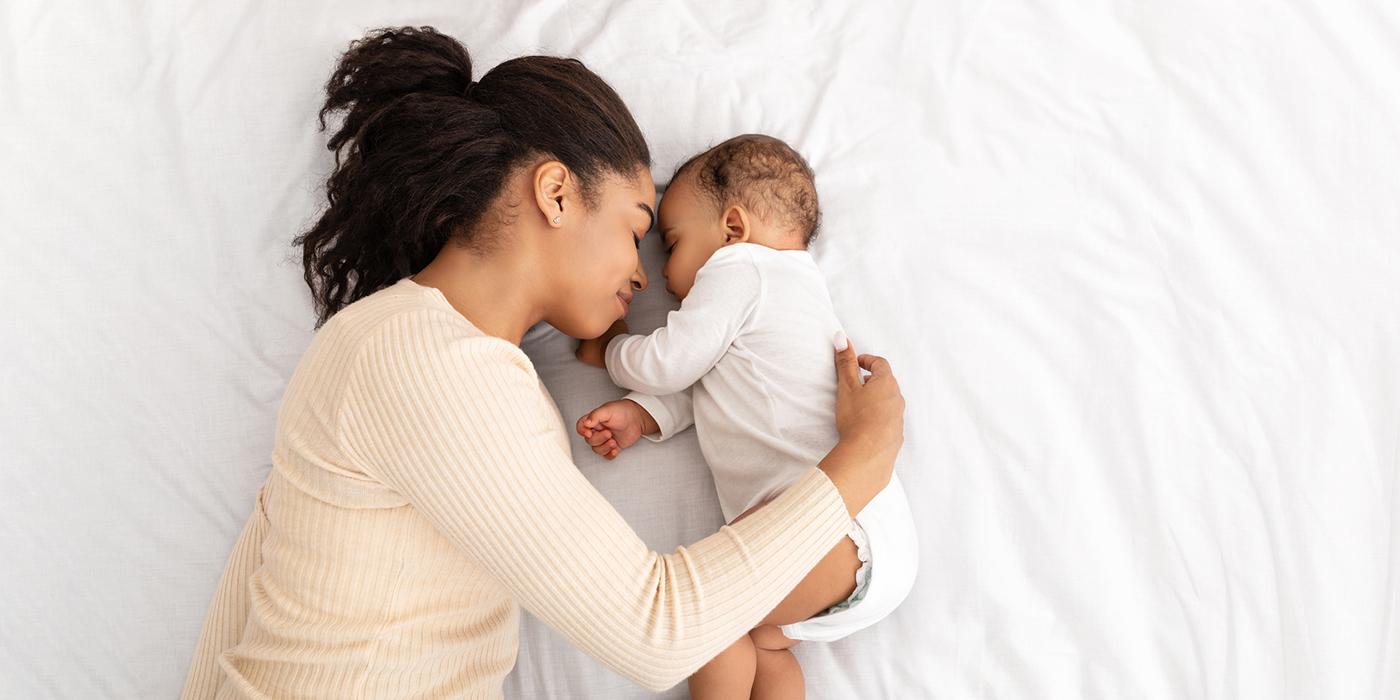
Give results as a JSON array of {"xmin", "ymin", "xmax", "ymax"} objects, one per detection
[{"xmin": 181, "ymin": 277, "xmax": 851, "ymax": 699}]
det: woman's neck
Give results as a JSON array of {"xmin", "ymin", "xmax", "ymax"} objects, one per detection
[{"xmin": 409, "ymin": 244, "xmax": 544, "ymax": 346}]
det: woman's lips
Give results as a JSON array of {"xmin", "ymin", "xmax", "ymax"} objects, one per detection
[{"xmin": 616, "ymin": 292, "xmax": 632, "ymax": 312}]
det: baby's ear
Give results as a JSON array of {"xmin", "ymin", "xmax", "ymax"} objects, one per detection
[{"xmin": 721, "ymin": 205, "xmax": 751, "ymax": 245}]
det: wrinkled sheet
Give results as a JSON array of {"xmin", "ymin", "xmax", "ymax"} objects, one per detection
[{"xmin": 2, "ymin": 1, "xmax": 1397, "ymax": 698}]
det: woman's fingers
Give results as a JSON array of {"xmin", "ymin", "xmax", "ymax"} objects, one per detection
[
  {"xmin": 858, "ymin": 353, "xmax": 892, "ymax": 380},
  {"xmin": 834, "ymin": 334, "xmax": 860, "ymax": 391}
]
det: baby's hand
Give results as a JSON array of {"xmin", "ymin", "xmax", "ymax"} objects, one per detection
[
  {"xmin": 576, "ymin": 319, "xmax": 629, "ymax": 369},
  {"xmin": 575, "ymin": 399, "xmax": 656, "ymax": 460}
]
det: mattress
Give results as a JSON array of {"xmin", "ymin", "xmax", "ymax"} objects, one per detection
[{"xmin": 1, "ymin": 1, "xmax": 1397, "ymax": 698}]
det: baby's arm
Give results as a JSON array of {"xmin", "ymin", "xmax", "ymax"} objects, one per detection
[
  {"xmin": 576, "ymin": 389, "xmax": 693, "ymax": 460},
  {"xmin": 604, "ymin": 248, "xmax": 762, "ymax": 395},
  {"xmin": 625, "ymin": 389, "xmax": 694, "ymax": 442}
]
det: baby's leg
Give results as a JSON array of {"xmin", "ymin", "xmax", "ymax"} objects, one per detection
[
  {"xmin": 687, "ymin": 633, "xmax": 756, "ymax": 700},
  {"xmin": 731, "ymin": 499, "xmax": 863, "ymax": 628},
  {"xmin": 750, "ymin": 625, "xmax": 803, "ymax": 700},
  {"xmin": 691, "ymin": 499, "xmax": 856, "ymax": 699},
  {"xmin": 759, "ymin": 531, "xmax": 860, "ymax": 626}
]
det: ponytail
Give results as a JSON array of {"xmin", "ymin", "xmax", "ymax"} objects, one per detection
[{"xmin": 295, "ymin": 26, "xmax": 650, "ymax": 327}]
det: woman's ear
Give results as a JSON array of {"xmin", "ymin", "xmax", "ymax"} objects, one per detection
[
  {"xmin": 534, "ymin": 161, "xmax": 570, "ymax": 228},
  {"xmin": 721, "ymin": 205, "xmax": 751, "ymax": 245}
]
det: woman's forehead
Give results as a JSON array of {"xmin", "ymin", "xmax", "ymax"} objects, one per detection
[{"xmin": 605, "ymin": 167, "xmax": 656, "ymax": 204}]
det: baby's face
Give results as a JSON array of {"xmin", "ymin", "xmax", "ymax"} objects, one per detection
[{"xmin": 657, "ymin": 172, "xmax": 727, "ymax": 300}]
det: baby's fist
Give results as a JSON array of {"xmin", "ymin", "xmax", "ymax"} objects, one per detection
[{"xmin": 575, "ymin": 399, "xmax": 654, "ymax": 460}]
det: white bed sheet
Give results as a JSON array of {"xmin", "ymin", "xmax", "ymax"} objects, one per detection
[{"xmin": 2, "ymin": 1, "xmax": 1398, "ymax": 698}]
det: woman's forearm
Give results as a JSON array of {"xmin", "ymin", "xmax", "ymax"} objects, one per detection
[
  {"xmin": 818, "ymin": 436, "xmax": 897, "ymax": 517},
  {"xmin": 341, "ymin": 319, "xmax": 853, "ymax": 690}
]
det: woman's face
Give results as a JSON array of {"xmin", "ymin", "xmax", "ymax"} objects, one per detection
[{"xmin": 546, "ymin": 167, "xmax": 656, "ymax": 339}]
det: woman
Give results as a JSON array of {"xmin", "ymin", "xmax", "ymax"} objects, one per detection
[{"xmin": 182, "ymin": 26, "xmax": 905, "ymax": 698}]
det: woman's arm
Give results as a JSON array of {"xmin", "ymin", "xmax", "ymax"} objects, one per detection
[
  {"xmin": 336, "ymin": 309, "xmax": 856, "ymax": 691},
  {"xmin": 181, "ymin": 483, "xmax": 271, "ymax": 700}
]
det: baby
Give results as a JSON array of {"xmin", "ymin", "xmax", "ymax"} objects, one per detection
[{"xmin": 575, "ymin": 135, "xmax": 918, "ymax": 699}]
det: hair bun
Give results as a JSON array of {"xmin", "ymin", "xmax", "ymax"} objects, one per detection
[
  {"xmin": 301, "ymin": 26, "xmax": 651, "ymax": 328},
  {"xmin": 317, "ymin": 26, "xmax": 476, "ymax": 153}
]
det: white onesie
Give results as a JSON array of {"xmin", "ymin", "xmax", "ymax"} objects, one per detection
[{"xmin": 605, "ymin": 242, "xmax": 918, "ymax": 642}]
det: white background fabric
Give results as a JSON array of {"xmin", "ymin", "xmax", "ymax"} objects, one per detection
[{"xmin": 2, "ymin": 2, "xmax": 1397, "ymax": 698}]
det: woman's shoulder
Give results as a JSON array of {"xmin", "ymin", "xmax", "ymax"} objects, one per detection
[
  {"xmin": 271, "ymin": 279, "xmax": 549, "ymax": 508},
  {"xmin": 320, "ymin": 278, "xmax": 536, "ymax": 383}
]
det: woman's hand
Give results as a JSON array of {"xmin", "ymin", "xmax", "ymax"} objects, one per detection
[
  {"xmin": 576, "ymin": 399, "xmax": 659, "ymax": 459},
  {"xmin": 576, "ymin": 319, "xmax": 630, "ymax": 368},
  {"xmin": 820, "ymin": 334, "xmax": 906, "ymax": 516}
]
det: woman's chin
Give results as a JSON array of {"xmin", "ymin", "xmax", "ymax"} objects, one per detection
[{"xmin": 560, "ymin": 317, "xmax": 616, "ymax": 342}]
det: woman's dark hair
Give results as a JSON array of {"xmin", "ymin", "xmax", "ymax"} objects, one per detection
[{"xmin": 295, "ymin": 26, "xmax": 651, "ymax": 327}]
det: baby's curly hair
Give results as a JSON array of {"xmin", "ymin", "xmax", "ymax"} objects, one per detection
[{"xmin": 674, "ymin": 134, "xmax": 821, "ymax": 246}]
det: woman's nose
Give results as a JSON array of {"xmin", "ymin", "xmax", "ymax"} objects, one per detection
[{"xmin": 631, "ymin": 262, "xmax": 648, "ymax": 292}]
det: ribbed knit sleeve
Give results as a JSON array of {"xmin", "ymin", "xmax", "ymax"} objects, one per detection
[
  {"xmin": 181, "ymin": 482, "xmax": 270, "ymax": 699},
  {"xmin": 337, "ymin": 307, "xmax": 850, "ymax": 691}
]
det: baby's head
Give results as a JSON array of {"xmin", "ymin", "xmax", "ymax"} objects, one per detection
[{"xmin": 657, "ymin": 134, "xmax": 820, "ymax": 299}]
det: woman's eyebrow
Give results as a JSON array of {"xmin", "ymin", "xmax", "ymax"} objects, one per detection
[{"xmin": 636, "ymin": 203, "xmax": 656, "ymax": 232}]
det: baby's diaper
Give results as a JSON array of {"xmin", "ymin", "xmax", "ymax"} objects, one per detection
[{"xmin": 778, "ymin": 474, "xmax": 918, "ymax": 643}]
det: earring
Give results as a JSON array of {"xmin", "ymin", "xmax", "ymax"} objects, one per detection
[{"xmin": 553, "ymin": 216, "xmax": 561, "ymax": 225}]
